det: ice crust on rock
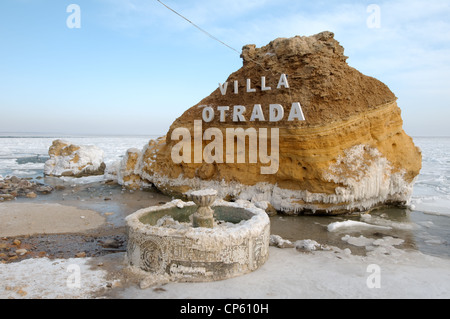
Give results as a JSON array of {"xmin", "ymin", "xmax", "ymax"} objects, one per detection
[
  {"xmin": 104, "ymin": 160, "xmax": 120, "ymax": 181},
  {"xmin": 135, "ymin": 146, "xmax": 416, "ymax": 215},
  {"xmin": 44, "ymin": 140, "xmax": 105, "ymax": 177},
  {"xmin": 323, "ymin": 145, "xmax": 415, "ymax": 209}
]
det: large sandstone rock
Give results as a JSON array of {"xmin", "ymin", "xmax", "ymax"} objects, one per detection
[
  {"xmin": 44, "ymin": 140, "xmax": 106, "ymax": 177},
  {"xmin": 121, "ymin": 31, "xmax": 422, "ymax": 215}
]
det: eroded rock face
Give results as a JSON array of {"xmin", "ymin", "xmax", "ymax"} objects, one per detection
[
  {"xmin": 120, "ymin": 31, "xmax": 422, "ymax": 214},
  {"xmin": 44, "ymin": 140, "xmax": 106, "ymax": 177}
]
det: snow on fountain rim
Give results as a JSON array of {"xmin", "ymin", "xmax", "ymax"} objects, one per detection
[
  {"xmin": 125, "ymin": 199, "xmax": 270, "ymax": 241},
  {"xmin": 190, "ymin": 189, "xmax": 218, "ymax": 197}
]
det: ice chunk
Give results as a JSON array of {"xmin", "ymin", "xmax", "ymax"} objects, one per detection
[
  {"xmin": 294, "ymin": 239, "xmax": 325, "ymax": 252},
  {"xmin": 341, "ymin": 234, "xmax": 375, "ymax": 247},
  {"xmin": 270, "ymin": 235, "xmax": 294, "ymax": 248},
  {"xmin": 327, "ymin": 220, "xmax": 392, "ymax": 232}
]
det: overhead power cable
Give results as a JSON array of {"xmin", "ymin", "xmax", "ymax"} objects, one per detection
[
  {"xmin": 156, "ymin": 0, "xmax": 287, "ymax": 83},
  {"xmin": 156, "ymin": 0, "xmax": 240, "ymax": 55}
]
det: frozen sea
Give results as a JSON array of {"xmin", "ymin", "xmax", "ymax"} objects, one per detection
[
  {"xmin": 0, "ymin": 134, "xmax": 157, "ymax": 179},
  {"xmin": 0, "ymin": 134, "xmax": 449, "ymax": 258}
]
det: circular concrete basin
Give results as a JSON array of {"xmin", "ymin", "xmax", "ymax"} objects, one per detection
[{"xmin": 125, "ymin": 199, "xmax": 270, "ymax": 282}]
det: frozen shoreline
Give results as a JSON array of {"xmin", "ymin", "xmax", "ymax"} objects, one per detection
[
  {"xmin": 1, "ymin": 243, "xmax": 449, "ymax": 299},
  {"xmin": 0, "ymin": 196, "xmax": 449, "ymax": 299}
]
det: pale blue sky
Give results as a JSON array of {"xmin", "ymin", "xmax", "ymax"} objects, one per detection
[{"xmin": 0, "ymin": 0, "xmax": 449, "ymax": 136}]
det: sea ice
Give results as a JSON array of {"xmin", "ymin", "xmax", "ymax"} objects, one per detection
[
  {"xmin": 360, "ymin": 213, "xmax": 418, "ymax": 230},
  {"xmin": 60, "ymin": 175, "xmax": 106, "ymax": 184},
  {"xmin": 341, "ymin": 234, "xmax": 375, "ymax": 247},
  {"xmin": 327, "ymin": 220, "xmax": 392, "ymax": 232}
]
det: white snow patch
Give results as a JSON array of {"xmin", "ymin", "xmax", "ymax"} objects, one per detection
[{"xmin": 0, "ymin": 257, "xmax": 108, "ymax": 299}]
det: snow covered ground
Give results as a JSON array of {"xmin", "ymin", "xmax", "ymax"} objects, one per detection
[
  {"xmin": 117, "ymin": 227, "xmax": 450, "ymax": 299},
  {"xmin": 2, "ymin": 231, "xmax": 449, "ymax": 299},
  {"xmin": 0, "ymin": 257, "xmax": 109, "ymax": 299},
  {"xmin": 1, "ymin": 196, "xmax": 449, "ymax": 299}
]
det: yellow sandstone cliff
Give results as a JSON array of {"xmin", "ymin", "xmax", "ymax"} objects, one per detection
[{"xmin": 120, "ymin": 31, "xmax": 422, "ymax": 215}]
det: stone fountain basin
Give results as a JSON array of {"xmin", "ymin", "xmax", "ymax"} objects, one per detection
[{"xmin": 125, "ymin": 199, "xmax": 270, "ymax": 282}]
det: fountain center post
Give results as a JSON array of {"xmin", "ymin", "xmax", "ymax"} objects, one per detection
[{"xmin": 190, "ymin": 189, "xmax": 217, "ymax": 228}]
